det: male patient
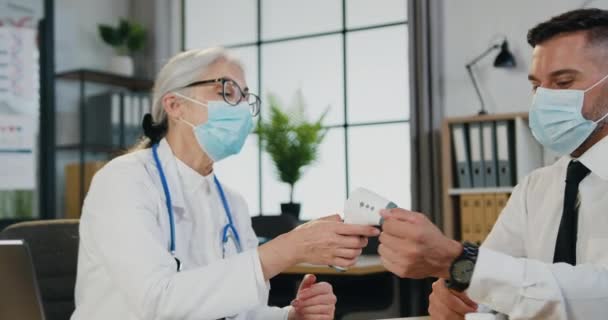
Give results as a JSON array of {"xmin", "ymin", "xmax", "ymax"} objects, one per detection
[{"xmin": 377, "ymin": 8, "xmax": 608, "ymax": 319}]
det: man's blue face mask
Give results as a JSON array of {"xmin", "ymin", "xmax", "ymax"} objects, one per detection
[
  {"xmin": 529, "ymin": 73, "xmax": 608, "ymax": 155},
  {"xmin": 174, "ymin": 92, "xmax": 254, "ymax": 162}
]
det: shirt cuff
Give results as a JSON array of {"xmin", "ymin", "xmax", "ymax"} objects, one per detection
[{"xmin": 467, "ymin": 247, "xmax": 524, "ymax": 313}]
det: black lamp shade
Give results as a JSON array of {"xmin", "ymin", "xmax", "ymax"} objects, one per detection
[{"xmin": 493, "ymin": 41, "xmax": 516, "ymax": 68}]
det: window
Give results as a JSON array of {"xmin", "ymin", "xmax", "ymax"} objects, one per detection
[{"xmin": 184, "ymin": 0, "xmax": 410, "ymax": 218}]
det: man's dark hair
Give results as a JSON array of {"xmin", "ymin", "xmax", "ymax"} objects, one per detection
[{"xmin": 527, "ymin": 8, "xmax": 608, "ymax": 47}]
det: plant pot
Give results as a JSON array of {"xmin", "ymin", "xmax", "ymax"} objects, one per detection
[
  {"xmin": 281, "ymin": 202, "xmax": 301, "ymax": 220},
  {"xmin": 109, "ymin": 55, "xmax": 134, "ymax": 76}
]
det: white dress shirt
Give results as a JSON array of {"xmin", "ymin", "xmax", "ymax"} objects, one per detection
[
  {"xmin": 467, "ymin": 135, "xmax": 608, "ymax": 319},
  {"xmin": 71, "ymin": 139, "xmax": 290, "ymax": 320}
]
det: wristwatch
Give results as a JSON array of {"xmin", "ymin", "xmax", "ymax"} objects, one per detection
[{"xmin": 446, "ymin": 242, "xmax": 479, "ymax": 292}]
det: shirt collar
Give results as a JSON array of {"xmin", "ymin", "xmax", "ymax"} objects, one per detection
[
  {"xmin": 175, "ymin": 156, "xmax": 215, "ymax": 196},
  {"xmin": 577, "ymin": 135, "xmax": 608, "ymax": 181}
]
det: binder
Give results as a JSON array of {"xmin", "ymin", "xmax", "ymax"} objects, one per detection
[
  {"xmin": 471, "ymin": 194, "xmax": 485, "ymax": 245},
  {"xmin": 131, "ymin": 94, "xmax": 140, "ymax": 144},
  {"xmin": 118, "ymin": 92, "xmax": 126, "ymax": 148},
  {"xmin": 496, "ymin": 120, "xmax": 516, "ymax": 187},
  {"xmin": 459, "ymin": 195, "xmax": 474, "ymax": 242},
  {"xmin": 110, "ymin": 93, "xmax": 121, "ymax": 147},
  {"xmin": 469, "ymin": 122, "xmax": 485, "ymax": 188},
  {"xmin": 514, "ymin": 117, "xmax": 544, "ymax": 182},
  {"xmin": 141, "ymin": 94, "xmax": 152, "ymax": 115},
  {"xmin": 482, "ymin": 121, "xmax": 498, "ymax": 187},
  {"xmin": 123, "ymin": 94, "xmax": 134, "ymax": 145},
  {"xmin": 483, "ymin": 194, "xmax": 498, "ymax": 241},
  {"xmin": 133, "ymin": 93, "xmax": 143, "ymax": 142},
  {"xmin": 65, "ymin": 161, "xmax": 107, "ymax": 218},
  {"xmin": 452, "ymin": 124, "xmax": 473, "ymax": 188},
  {"xmin": 85, "ymin": 92, "xmax": 121, "ymax": 148}
]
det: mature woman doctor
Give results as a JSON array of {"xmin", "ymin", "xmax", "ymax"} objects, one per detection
[{"xmin": 71, "ymin": 47, "xmax": 379, "ymax": 320}]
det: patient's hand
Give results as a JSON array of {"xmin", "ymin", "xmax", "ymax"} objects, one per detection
[
  {"xmin": 378, "ymin": 208, "xmax": 462, "ymax": 279},
  {"xmin": 428, "ymin": 278, "xmax": 477, "ymax": 320}
]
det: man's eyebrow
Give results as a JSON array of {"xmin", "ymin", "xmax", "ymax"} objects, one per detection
[
  {"xmin": 528, "ymin": 74, "xmax": 539, "ymax": 81},
  {"xmin": 528, "ymin": 69, "xmax": 580, "ymax": 82},
  {"xmin": 548, "ymin": 69, "xmax": 580, "ymax": 78}
]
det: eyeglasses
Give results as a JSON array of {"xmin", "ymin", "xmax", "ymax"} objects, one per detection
[{"xmin": 181, "ymin": 77, "xmax": 261, "ymax": 116}]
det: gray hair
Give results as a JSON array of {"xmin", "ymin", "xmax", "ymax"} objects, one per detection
[
  {"xmin": 151, "ymin": 47, "xmax": 243, "ymax": 125},
  {"xmin": 132, "ymin": 47, "xmax": 243, "ymax": 151}
]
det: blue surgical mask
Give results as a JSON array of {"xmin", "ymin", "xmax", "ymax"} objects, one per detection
[
  {"xmin": 175, "ymin": 93, "xmax": 254, "ymax": 161},
  {"xmin": 529, "ymin": 74, "xmax": 608, "ymax": 155}
]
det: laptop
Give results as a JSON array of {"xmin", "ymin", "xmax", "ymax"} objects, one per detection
[{"xmin": 0, "ymin": 240, "xmax": 46, "ymax": 320}]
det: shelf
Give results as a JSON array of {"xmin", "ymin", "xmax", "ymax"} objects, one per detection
[
  {"xmin": 55, "ymin": 144, "xmax": 123, "ymax": 153},
  {"xmin": 445, "ymin": 112, "xmax": 528, "ymax": 125},
  {"xmin": 448, "ymin": 187, "xmax": 514, "ymax": 195},
  {"xmin": 55, "ymin": 69, "xmax": 154, "ymax": 91}
]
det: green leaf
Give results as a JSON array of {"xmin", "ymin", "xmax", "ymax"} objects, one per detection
[
  {"xmin": 98, "ymin": 25, "xmax": 121, "ymax": 47},
  {"xmin": 98, "ymin": 19, "xmax": 147, "ymax": 54},
  {"xmin": 117, "ymin": 19, "xmax": 131, "ymax": 41},
  {"xmin": 258, "ymin": 91, "xmax": 329, "ymax": 202},
  {"xmin": 126, "ymin": 23, "xmax": 146, "ymax": 52}
]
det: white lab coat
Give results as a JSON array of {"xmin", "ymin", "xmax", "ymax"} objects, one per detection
[
  {"xmin": 71, "ymin": 139, "xmax": 290, "ymax": 320},
  {"xmin": 468, "ymin": 136, "xmax": 608, "ymax": 319}
]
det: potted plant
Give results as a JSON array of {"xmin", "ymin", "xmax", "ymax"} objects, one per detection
[
  {"xmin": 257, "ymin": 90, "xmax": 328, "ymax": 219},
  {"xmin": 98, "ymin": 18, "xmax": 146, "ymax": 76}
]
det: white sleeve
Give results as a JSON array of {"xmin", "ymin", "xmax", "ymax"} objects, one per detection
[
  {"xmin": 80, "ymin": 162, "xmax": 269, "ymax": 320},
  {"xmin": 468, "ymin": 176, "xmax": 608, "ymax": 319},
  {"xmin": 243, "ymin": 306, "xmax": 291, "ymax": 320},
  {"xmin": 467, "ymin": 248, "xmax": 608, "ymax": 319},
  {"xmin": 228, "ymin": 192, "xmax": 292, "ymax": 320}
]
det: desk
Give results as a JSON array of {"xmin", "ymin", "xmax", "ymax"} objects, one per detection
[
  {"xmin": 283, "ymin": 255, "xmax": 387, "ymax": 275},
  {"xmin": 274, "ymin": 255, "xmax": 393, "ymax": 318}
]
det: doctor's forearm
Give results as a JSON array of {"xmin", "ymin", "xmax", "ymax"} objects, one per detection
[{"xmin": 258, "ymin": 233, "xmax": 299, "ymax": 280}]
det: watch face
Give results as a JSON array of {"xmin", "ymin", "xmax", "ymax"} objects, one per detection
[{"xmin": 452, "ymin": 259, "xmax": 475, "ymax": 283}]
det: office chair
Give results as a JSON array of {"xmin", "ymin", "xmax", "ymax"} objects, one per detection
[
  {"xmin": 1, "ymin": 219, "xmax": 80, "ymax": 320},
  {"xmin": 251, "ymin": 214, "xmax": 298, "ymax": 240}
]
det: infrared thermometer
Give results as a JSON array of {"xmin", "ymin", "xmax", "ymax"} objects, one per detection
[
  {"xmin": 343, "ymin": 187, "xmax": 398, "ymax": 225},
  {"xmin": 332, "ymin": 188, "xmax": 398, "ymax": 272}
]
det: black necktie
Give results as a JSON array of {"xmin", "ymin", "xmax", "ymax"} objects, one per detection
[{"xmin": 553, "ymin": 161, "xmax": 591, "ymax": 265}]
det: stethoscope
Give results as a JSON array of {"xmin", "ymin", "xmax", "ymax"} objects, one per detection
[{"xmin": 152, "ymin": 144, "xmax": 242, "ymax": 272}]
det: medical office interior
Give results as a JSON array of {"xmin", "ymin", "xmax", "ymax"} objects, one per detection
[{"xmin": 1, "ymin": 0, "xmax": 607, "ymax": 319}]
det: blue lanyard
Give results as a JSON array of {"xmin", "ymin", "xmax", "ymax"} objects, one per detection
[{"xmin": 152, "ymin": 144, "xmax": 242, "ymax": 259}]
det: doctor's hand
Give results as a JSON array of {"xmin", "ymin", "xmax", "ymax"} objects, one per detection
[
  {"xmin": 289, "ymin": 274, "xmax": 336, "ymax": 320},
  {"xmin": 428, "ymin": 278, "xmax": 477, "ymax": 320},
  {"xmin": 290, "ymin": 214, "xmax": 380, "ymax": 267},
  {"xmin": 258, "ymin": 214, "xmax": 379, "ymax": 280},
  {"xmin": 378, "ymin": 209, "xmax": 462, "ymax": 279}
]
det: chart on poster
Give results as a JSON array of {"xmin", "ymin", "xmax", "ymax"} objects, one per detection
[
  {"xmin": 0, "ymin": 114, "xmax": 35, "ymax": 190},
  {"xmin": 0, "ymin": 26, "xmax": 38, "ymax": 115}
]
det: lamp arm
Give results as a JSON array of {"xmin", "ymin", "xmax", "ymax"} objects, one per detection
[
  {"xmin": 465, "ymin": 43, "xmax": 501, "ymax": 115},
  {"xmin": 466, "ymin": 64, "xmax": 486, "ymax": 114}
]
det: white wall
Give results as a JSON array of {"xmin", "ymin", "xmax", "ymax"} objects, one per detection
[
  {"xmin": 440, "ymin": 0, "xmax": 608, "ymax": 117},
  {"xmin": 54, "ymin": 0, "xmax": 130, "ymax": 72},
  {"xmin": 53, "ymin": 0, "xmax": 131, "ymax": 216}
]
